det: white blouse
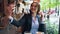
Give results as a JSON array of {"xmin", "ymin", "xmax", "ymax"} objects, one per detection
[{"xmin": 30, "ymin": 16, "xmax": 39, "ymax": 34}]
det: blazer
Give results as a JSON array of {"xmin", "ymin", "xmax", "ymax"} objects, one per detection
[{"xmin": 11, "ymin": 14, "xmax": 46, "ymax": 34}]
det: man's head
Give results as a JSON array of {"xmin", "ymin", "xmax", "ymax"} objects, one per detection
[{"xmin": 4, "ymin": 0, "xmax": 15, "ymax": 16}]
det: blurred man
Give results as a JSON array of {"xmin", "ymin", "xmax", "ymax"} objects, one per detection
[{"xmin": 0, "ymin": 1, "xmax": 17, "ymax": 34}]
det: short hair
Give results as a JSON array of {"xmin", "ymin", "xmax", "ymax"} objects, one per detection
[
  {"xmin": 7, "ymin": 0, "xmax": 15, "ymax": 6},
  {"xmin": 30, "ymin": 2, "xmax": 40, "ymax": 15}
]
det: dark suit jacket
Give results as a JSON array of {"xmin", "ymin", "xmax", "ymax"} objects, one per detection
[{"xmin": 11, "ymin": 14, "xmax": 46, "ymax": 34}]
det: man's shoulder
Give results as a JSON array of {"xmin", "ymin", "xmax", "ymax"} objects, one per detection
[{"xmin": 24, "ymin": 14, "xmax": 31, "ymax": 16}]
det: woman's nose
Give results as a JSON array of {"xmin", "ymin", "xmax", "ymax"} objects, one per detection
[{"xmin": 32, "ymin": 6, "xmax": 35, "ymax": 9}]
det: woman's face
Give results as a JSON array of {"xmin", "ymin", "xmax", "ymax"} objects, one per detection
[
  {"xmin": 5, "ymin": 3, "xmax": 15, "ymax": 16},
  {"xmin": 30, "ymin": 3, "xmax": 38, "ymax": 13}
]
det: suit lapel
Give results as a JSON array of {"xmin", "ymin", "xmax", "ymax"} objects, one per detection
[{"xmin": 27, "ymin": 14, "xmax": 32, "ymax": 26}]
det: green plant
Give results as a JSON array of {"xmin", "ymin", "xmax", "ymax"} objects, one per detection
[{"xmin": 45, "ymin": 20, "xmax": 58, "ymax": 34}]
